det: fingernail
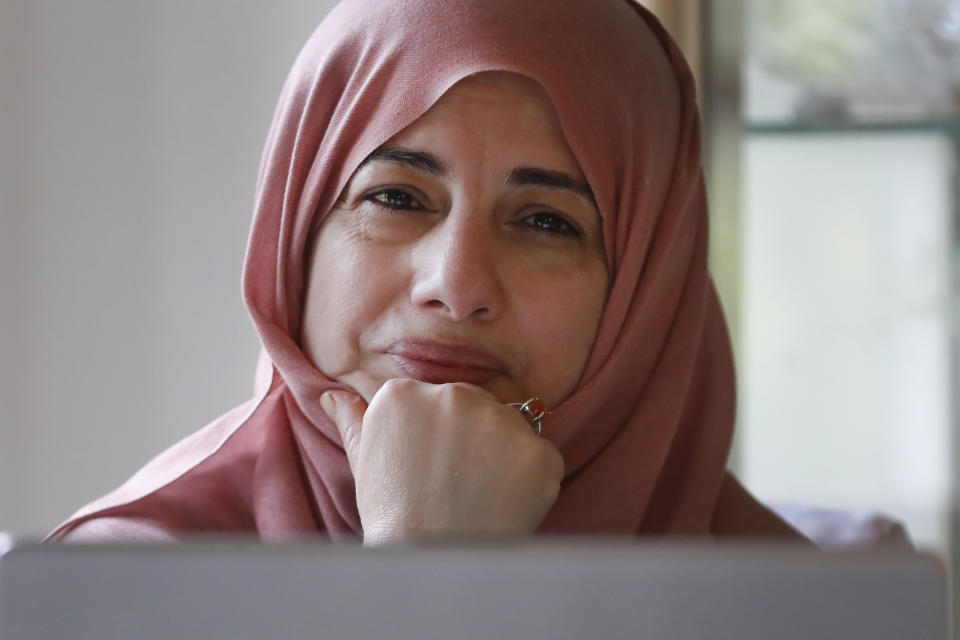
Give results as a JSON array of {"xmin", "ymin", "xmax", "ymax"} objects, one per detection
[{"xmin": 319, "ymin": 391, "xmax": 336, "ymax": 415}]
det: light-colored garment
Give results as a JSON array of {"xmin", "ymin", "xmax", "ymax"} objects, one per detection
[
  {"xmin": 50, "ymin": 0, "xmax": 804, "ymax": 542},
  {"xmin": 772, "ymin": 504, "xmax": 912, "ymax": 550}
]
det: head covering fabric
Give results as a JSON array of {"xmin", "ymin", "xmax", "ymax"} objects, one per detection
[{"xmin": 51, "ymin": 0, "xmax": 801, "ymax": 540}]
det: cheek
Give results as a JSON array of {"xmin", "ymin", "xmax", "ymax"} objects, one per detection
[
  {"xmin": 301, "ymin": 228, "xmax": 375, "ymax": 376},
  {"xmin": 519, "ymin": 263, "xmax": 608, "ymax": 402}
]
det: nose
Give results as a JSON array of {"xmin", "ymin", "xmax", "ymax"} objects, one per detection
[{"xmin": 410, "ymin": 211, "xmax": 503, "ymax": 322}]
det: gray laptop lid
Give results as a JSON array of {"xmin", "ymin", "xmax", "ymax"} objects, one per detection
[{"xmin": 0, "ymin": 536, "xmax": 949, "ymax": 639}]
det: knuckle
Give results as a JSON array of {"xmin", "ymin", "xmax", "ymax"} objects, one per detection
[
  {"xmin": 381, "ymin": 377, "xmax": 415, "ymax": 394},
  {"xmin": 435, "ymin": 382, "xmax": 483, "ymax": 414},
  {"xmin": 542, "ymin": 478, "xmax": 562, "ymax": 504},
  {"xmin": 443, "ymin": 381, "xmax": 474, "ymax": 400},
  {"xmin": 541, "ymin": 444, "xmax": 565, "ymax": 479},
  {"xmin": 374, "ymin": 378, "xmax": 417, "ymax": 406}
]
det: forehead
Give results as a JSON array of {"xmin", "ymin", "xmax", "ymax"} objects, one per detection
[
  {"xmin": 378, "ymin": 71, "xmax": 586, "ymax": 179},
  {"xmin": 429, "ymin": 72, "xmax": 553, "ymax": 113}
]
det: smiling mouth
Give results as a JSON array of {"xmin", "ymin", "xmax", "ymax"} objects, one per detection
[{"xmin": 386, "ymin": 341, "xmax": 508, "ymax": 385}]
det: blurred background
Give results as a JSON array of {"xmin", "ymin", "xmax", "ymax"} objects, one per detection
[
  {"xmin": 0, "ymin": 0, "xmax": 326, "ymax": 532},
  {"xmin": 1, "ymin": 0, "xmax": 956, "ymax": 600}
]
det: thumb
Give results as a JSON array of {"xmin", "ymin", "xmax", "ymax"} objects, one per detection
[{"xmin": 320, "ymin": 390, "xmax": 368, "ymax": 471}]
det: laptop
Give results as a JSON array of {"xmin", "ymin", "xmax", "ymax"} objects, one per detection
[{"xmin": 0, "ymin": 535, "xmax": 949, "ymax": 639}]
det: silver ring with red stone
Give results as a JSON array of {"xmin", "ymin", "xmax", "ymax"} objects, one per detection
[{"xmin": 508, "ymin": 397, "xmax": 549, "ymax": 436}]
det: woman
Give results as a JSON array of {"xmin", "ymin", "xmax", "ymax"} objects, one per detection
[{"xmin": 50, "ymin": 0, "xmax": 803, "ymax": 543}]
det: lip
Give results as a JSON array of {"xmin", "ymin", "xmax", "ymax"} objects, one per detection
[{"xmin": 386, "ymin": 339, "xmax": 508, "ymax": 385}]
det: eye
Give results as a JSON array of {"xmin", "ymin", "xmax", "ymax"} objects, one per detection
[
  {"xmin": 523, "ymin": 211, "xmax": 580, "ymax": 237},
  {"xmin": 366, "ymin": 188, "xmax": 424, "ymax": 211}
]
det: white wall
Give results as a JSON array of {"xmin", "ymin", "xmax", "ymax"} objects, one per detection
[{"xmin": 0, "ymin": 1, "xmax": 337, "ymax": 535}]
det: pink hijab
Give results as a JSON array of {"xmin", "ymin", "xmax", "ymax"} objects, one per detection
[{"xmin": 51, "ymin": 0, "xmax": 801, "ymax": 541}]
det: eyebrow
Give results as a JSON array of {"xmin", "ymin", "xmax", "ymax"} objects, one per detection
[
  {"xmin": 506, "ymin": 167, "xmax": 595, "ymax": 205},
  {"xmin": 358, "ymin": 147, "xmax": 446, "ymax": 175},
  {"xmin": 358, "ymin": 146, "xmax": 595, "ymax": 205}
]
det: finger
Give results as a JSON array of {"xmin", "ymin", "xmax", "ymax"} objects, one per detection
[{"xmin": 319, "ymin": 390, "xmax": 368, "ymax": 471}]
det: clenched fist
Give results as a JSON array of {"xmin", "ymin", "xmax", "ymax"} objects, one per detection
[{"xmin": 320, "ymin": 379, "xmax": 564, "ymax": 545}]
